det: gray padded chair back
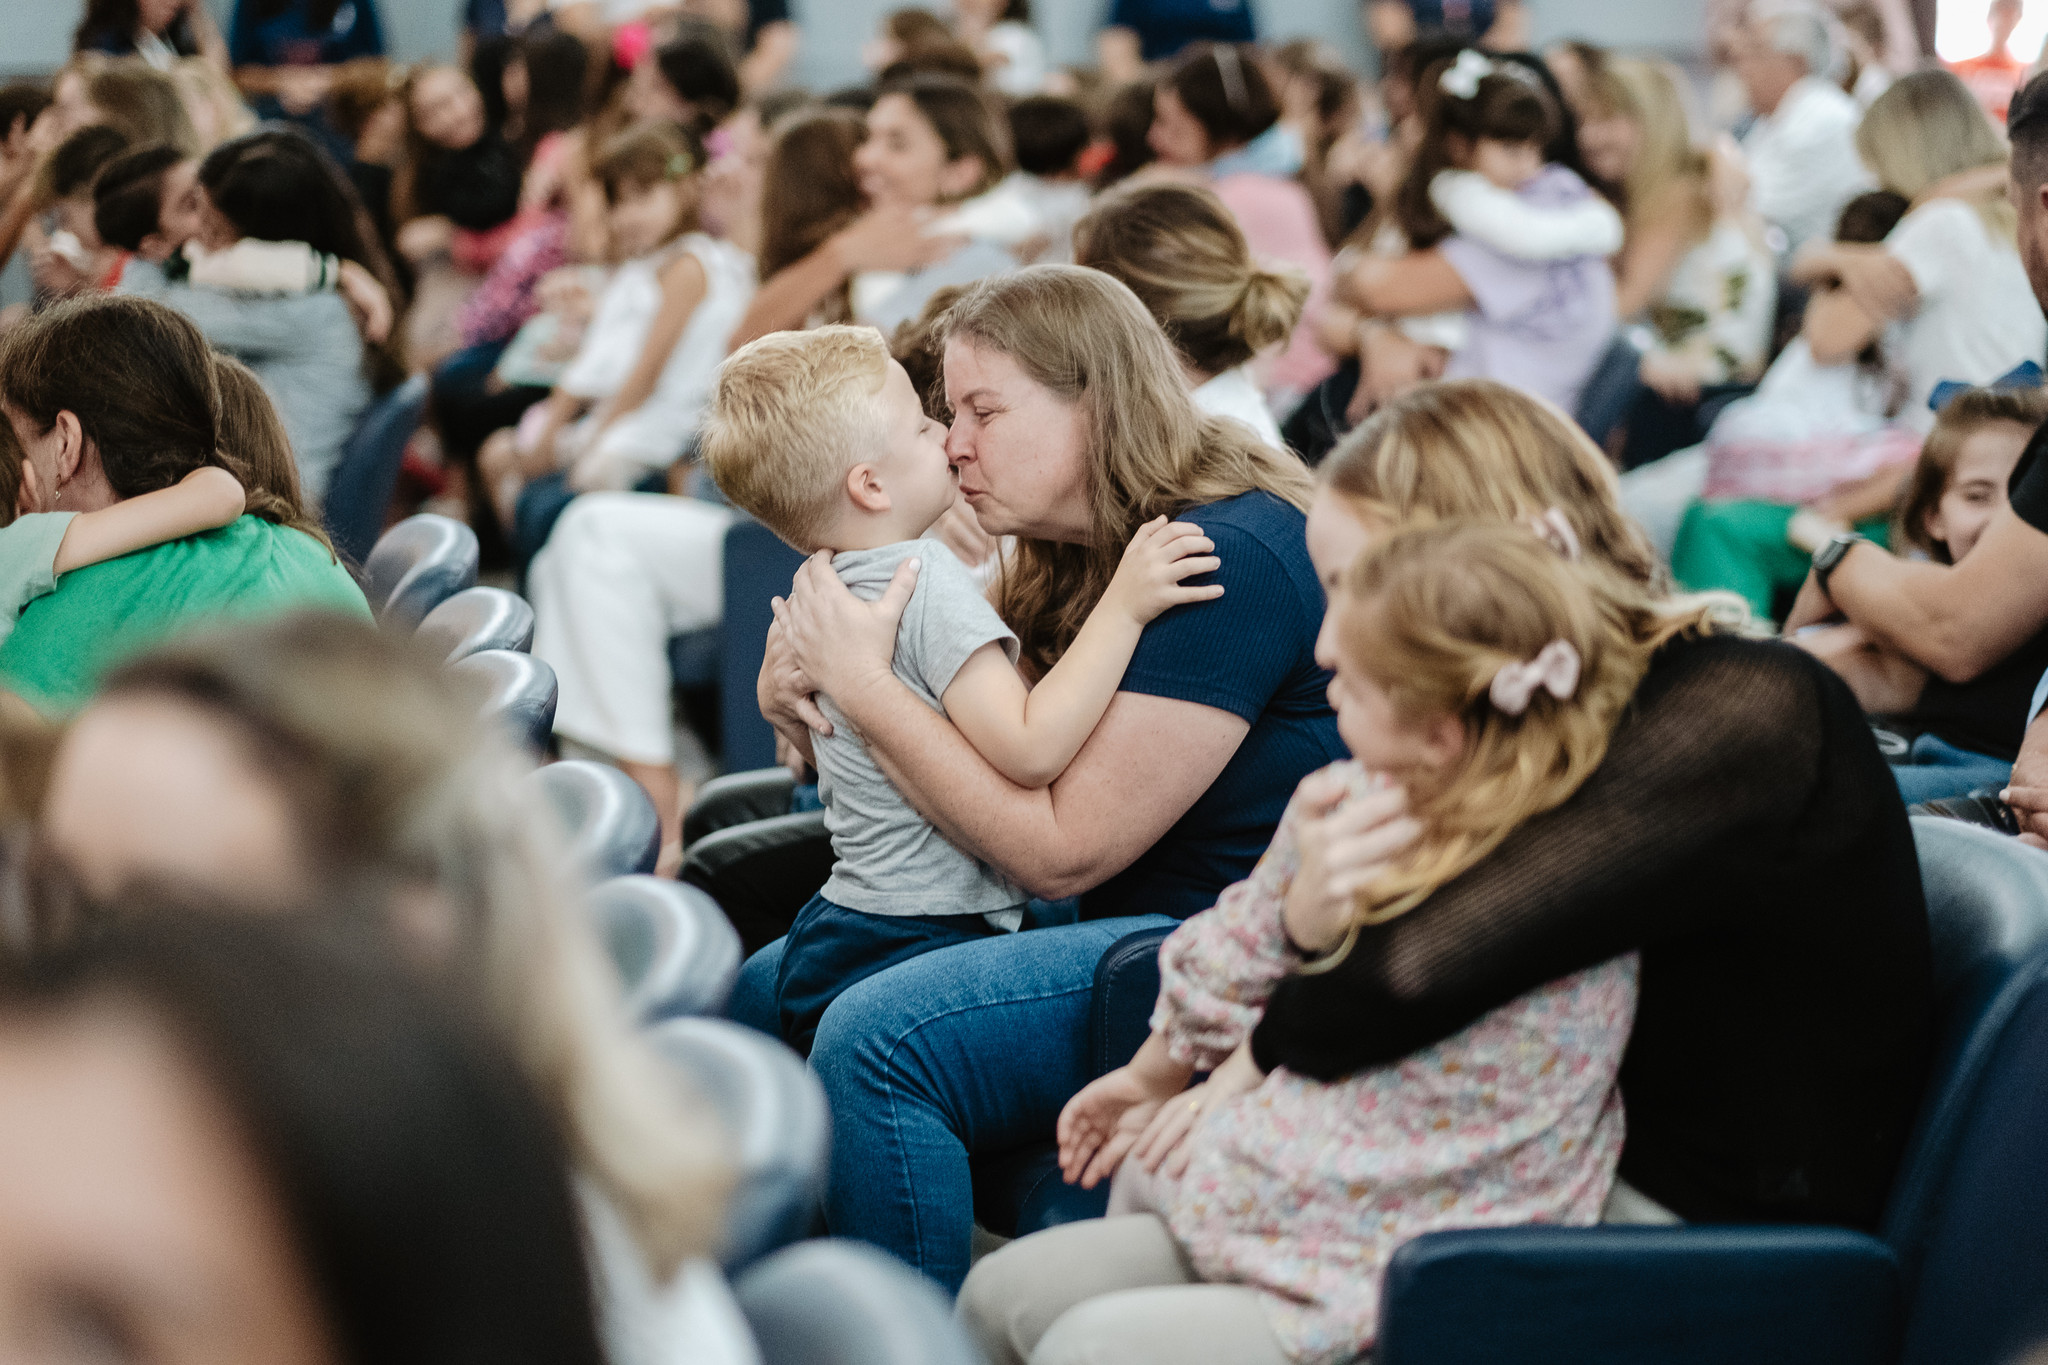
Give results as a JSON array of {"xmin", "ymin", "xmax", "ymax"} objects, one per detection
[
  {"xmin": 523, "ymin": 760, "xmax": 661, "ymax": 881},
  {"xmin": 588, "ymin": 875, "xmax": 742, "ymax": 1020},
  {"xmin": 648, "ymin": 1017, "xmax": 830, "ymax": 1270},
  {"xmin": 415, "ymin": 585, "xmax": 535, "ymax": 662},
  {"xmin": 735, "ymin": 1240, "xmax": 985, "ymax": 1365},
  {"xmin": 451, "ymin": 649, "xmax": 556, "ymax": 752},
  {"xmin": 363, "ymin": 514, "xmax": 479, "ymax": 627}
]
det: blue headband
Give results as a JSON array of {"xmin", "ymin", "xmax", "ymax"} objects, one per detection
[{"xmin": 1928, "ymin": 359, "xmax": 2045, "ymax": 413}]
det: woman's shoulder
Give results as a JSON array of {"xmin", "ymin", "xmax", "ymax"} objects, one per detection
[
  {"xmin": 1637, "ymin": 631, "xmax": 1841, "ymax": 734},
  {"xmin": 1180, "ymin": 488, "xmax": 1308, "ymax": 544}
]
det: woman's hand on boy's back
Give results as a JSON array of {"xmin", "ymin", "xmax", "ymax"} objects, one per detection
[
  {"xmin": 1100, "ymin": 516, "xmax": 1223, "ymax": 627},
  {"xmin": 772, "ymin": 551, "xmax": 921, "ymax": 725}
]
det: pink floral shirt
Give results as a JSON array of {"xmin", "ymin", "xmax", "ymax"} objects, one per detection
[{"xmin": 1145, "ymin": 759, "xmax": 1638, "ymax": 1364}]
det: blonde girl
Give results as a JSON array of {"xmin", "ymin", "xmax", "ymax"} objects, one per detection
[
  {"xmin": 966, "ymin": 519, "xmax": 1705, "ymax": 1365},
  {"xmin": 479, "ymin": 120, "xmax": 755, "ymax": 537}
]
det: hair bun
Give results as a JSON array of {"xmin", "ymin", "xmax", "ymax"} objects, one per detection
[{"xmin": 1231, "ymin": 264, "xmax": 1310, "ymax": 355}]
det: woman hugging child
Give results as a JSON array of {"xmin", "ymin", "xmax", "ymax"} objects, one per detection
[
  {"xmin": 963, "ymin": 517, "xmax": 1735, "ymax": 1365},
  {"xmin": 1799, "ymin": 382, "xmax": 2048, "ymax": 804},
  {"xmin": 1327, "ymin": 49, "xmax": 1619, "ymax": 426}
]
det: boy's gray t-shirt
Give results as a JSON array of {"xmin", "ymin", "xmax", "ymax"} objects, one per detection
[{"xmin": 815, "ymin": 539, "xmax": 1027, "ymax": 926}]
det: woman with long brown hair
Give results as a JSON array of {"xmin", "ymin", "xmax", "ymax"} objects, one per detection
[
  {"xmin": 0, "ymin": 293, "xmax": 368, "ymax": 712},
  {"xmin": 755, "ymin": 265, "xmax": 1341, "ymax": 1293}
]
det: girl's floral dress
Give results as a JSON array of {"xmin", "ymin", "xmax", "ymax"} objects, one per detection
[{"xmin": 1144, "ymin": 760, "xmax": 1639, "ymax": 1365}]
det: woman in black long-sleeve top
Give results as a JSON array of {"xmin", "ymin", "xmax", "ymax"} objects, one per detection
[{"xmin": 1257, "ymin": 381, "xmax": 1932, "ymax": 1231}]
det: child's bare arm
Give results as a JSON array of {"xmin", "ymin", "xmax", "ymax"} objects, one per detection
[
  {"xmin": 943, "ymin": 517, "xmax": 1221, "ymax": 788},
  {"xmin": 53, "ymin": 467, "xmax": 245, "ymax": 573}
]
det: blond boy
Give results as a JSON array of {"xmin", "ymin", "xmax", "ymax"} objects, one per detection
[{"xmin": 701, "ymin": 325, "xmax": 1219, "ymax": 1052}]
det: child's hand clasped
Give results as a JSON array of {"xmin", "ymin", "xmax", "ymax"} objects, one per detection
[{"xmin": 1103, "ymin": 515, "xmax": 1223, "ymax": 625}]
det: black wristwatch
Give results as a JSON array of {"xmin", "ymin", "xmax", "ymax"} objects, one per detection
[{"xmin": 1811, "ymin": 532, "xmax": 1867, "ymax": 594}]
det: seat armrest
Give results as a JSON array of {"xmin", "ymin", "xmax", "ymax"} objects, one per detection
[
  {"xmin": 1087, "ymin": 926, "xmax": 1174, "ymax": 1076},
  {"xmin": 1377, "ymin": 1225, "xmax": 1902, "ymax": 1365},
  {"xmin": 684, "ymin": 767, "xmax": 799, "ymax": 846},
  {"xmin": 681, "ymin": 811, "xmax": 833, "ymax": 956}
]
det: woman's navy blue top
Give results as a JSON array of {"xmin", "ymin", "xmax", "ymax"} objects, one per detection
[{"xmin": 1079, "ymin": 489, "xmax": 1345, "ymax": 923}]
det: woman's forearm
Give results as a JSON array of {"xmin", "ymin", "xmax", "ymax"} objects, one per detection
[
  {"xmin": 837, "ymin": 667, "xmax": 1238, "ymax": 900},
  {"xmin": 728, "ymin": 239, "xmax": 850, "ymax": 350}
]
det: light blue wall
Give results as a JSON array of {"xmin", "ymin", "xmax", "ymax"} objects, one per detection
[{"xmin": 1, "ymin": 0, "xmax": 1706, "ymax": 84}]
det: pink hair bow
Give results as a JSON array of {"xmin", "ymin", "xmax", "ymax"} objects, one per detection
[
  {"xmin": 1489, "ymin": 640, "xmax": 1582, "ymax": 716},
  {"xmin": 1525, "ymin": 507, "xmax": 1582, "ymax": 561}
]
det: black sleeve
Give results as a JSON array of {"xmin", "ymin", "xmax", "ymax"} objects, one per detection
[
  {"xmin": 2007, "ymin": 420, "xmax": 2048, "ymax": 536},
  {"xmin": 1250, "ymin": 636, "xmax": 1831, "ymax": 1079}
]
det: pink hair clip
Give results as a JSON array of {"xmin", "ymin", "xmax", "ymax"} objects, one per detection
[{"xmin": 1489, "ymin": 640, "xmax": 1582, "ymax": 716}]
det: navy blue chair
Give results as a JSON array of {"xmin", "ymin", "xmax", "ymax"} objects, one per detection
[
  {"xmin": 324, "ymin": 374, "xmax": 429, "ymax": 565},
  {"xmin": 450, "ymin": 649, "xmax": 556, "ymax": 752},
  {"xmin": 523, "ymin": 760, "xmax": 661, "ymax": 882},
  {"xmin": 734, "ymin": 1240, "xmax": 984, "ymax": 1365},
  {"xmin": 972, "ymin": 924, "xmax": 1171, "ymax": 1237},
  {"xmin": 588, "ymin": 875, "xmax": 742, "ymax": 1020},
  {"xmin": 362, "ymin": 513, "xmax": 479, "ymax": 628},
  {"xmin": 684, "ymin": 767, "xmax": 798, "ymax": 845},
  {"xmin": 666, "ymin": 517, "xmax": 808, "ymax": 772},
  {"xmin": 414, "ymin": 585, "xmax": 536, "ymax": 663},
  {"xmin": 648, "ymin": 1017, "xmax": 830, "ymax": 1271},
  {"xmin": 1372, "ymin": 817, "xmax": 2048, "ymax": 1365}
]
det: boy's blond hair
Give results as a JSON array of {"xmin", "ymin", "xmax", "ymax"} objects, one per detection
[{"xmin": 701, "ymin": 325, "xmax": 893, "ymax": 552}]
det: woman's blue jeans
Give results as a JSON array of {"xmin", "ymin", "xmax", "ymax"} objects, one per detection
[
  {"xmin": 729, "ymin": 914, "xmax": 1176, "ymax": 1293},
  {"xmin": 1891, "ymin": 733, "xmax": 2013, "ymax": 807}
]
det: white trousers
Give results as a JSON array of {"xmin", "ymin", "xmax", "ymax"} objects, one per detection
[
  {"xmin": 1618, "ymin": 445, "xmax": 1709, "ymax": 563},
  {"xmin": 529, "ymin": 492, "xmax": 735, "ymax": 765}
]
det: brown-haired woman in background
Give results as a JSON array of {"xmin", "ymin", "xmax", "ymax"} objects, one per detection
[
  {"xmin": 730, "ymin": 74, "xmax": 1020, "ymax": 345},
  {"xmin": 1145, "ymin": 43, "xmax": 1333, "ymax": 408}
]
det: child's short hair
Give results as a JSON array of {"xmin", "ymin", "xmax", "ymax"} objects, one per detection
[
  {"xmin": 1894, "ymin": 385, "xmax": 2048, "ymax": 561},
  {"xmin": 39, "ymin": 124, "xmax": 130, "ymax": 205},
  {"xmin": 700, "ymin": 325, "xmax": 893, "ymax": 552},
  {"xmin": 1009, "ymin": 95, "xmax": 1091, "ymax": 178},
  {"xmin": 93, "ymin": 143, "xmax": 185, "ymax": 252},
  {"xmin": 593, "ymin": 121, "xmax": 706, "ymax": 206},
  {"xmin": 1835, "ymin": 189, "xmax": 1910, "ymax": 245}
]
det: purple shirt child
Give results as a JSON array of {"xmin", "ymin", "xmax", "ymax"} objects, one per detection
[{"xmin": 1438, "ymin": 164, "xmax": 1617, "ymax": 416}]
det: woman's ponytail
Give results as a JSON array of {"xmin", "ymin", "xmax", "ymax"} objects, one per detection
[
  {"xmin": 1075, "ymin": 179, "xmax": 1307, "ymax": 377},
  {"xmin": 1231, "ymin": 264, "xmax": 1310, "ymax": 356}
]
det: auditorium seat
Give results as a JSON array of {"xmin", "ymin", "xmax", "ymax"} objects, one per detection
[
  {"xmin": 734, "ymin": 1240, "xmax": 983, "ymax": 1365},
  {"xmin": 589, "ymin": 875, "xmax": 742, "ymax": 1020},
  {"xmin": 1369, "ymin": 817, "xmax": 2048, "ymax": 1365},
  {"xmin": 451, "ymin": 649, "xmax": 557, "ymax": 753},
  {"xmin": 414, "ymin": 586, "xmax": 535, "ymax": 663},
  {"xmin": 324, "ymin": 374, "xmax": 430, "ymax": 566},
  {"xmin": 681, "ymin": 809, "xmax": 832, "ymax": 956},
  {"xmin": 524, "ymin": 760, "xmax": 661, "ymax": 881},
  {"xmin": 648, "ymin": 1017, "xmax": 830, "ymax": 1271},
  {"xmin": 363, "ymin": 514, "xmax": 479, "ymax": 628}
]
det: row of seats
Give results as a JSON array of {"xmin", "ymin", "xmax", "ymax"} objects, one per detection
[{"xmin": 352, "ymin": 517, "xmax": 971, "ymax": 1361}]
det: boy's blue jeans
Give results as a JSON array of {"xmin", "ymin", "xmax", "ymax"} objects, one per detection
[{"xmin": 771, "ymin": 892, "xmax": 1006, "ymax": 1056}]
